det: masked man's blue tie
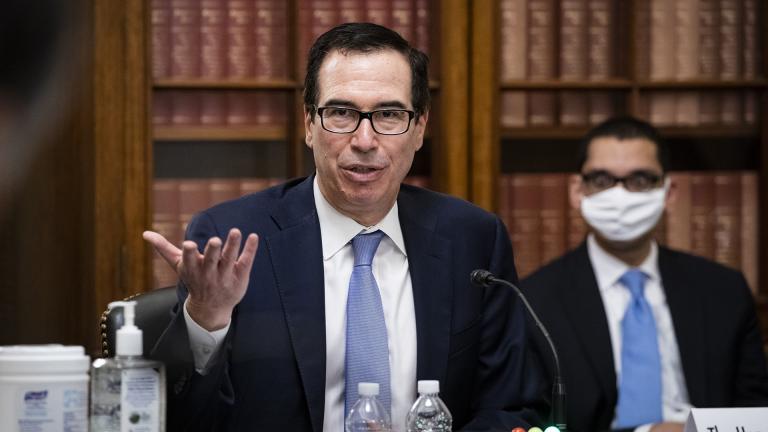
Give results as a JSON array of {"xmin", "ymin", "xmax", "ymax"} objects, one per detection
[{"xmin": 615, "ymin": 269, "xmax": 663, "ymax": 428}]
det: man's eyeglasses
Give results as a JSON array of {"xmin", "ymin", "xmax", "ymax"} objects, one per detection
[
  {"xmin": 581, "ymin": 170, "xmax": 664, "ymax": 193},
  {"xmin": 316, "ymin": 106, "xmax": 415, "ymax": 135}
]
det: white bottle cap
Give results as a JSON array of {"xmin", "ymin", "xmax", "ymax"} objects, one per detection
[
  {"xmin": 418, "ymin": 380, "xmax": 439, "ymax": 394},
  {"xmin": 358, "ymin": 382, "xmax": 380, "ymax": 396},
  {"xmin": 109, "ymin": 301, "xmax": 143, "ymax": 356}
]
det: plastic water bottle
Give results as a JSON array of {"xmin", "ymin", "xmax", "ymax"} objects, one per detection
[
  {"xmin": 345, "ymin": 382, "xmax": 392, "ymax": 432},
  {"xmin": 406, "ymin": 380, "xmax": 452, "ymax": 432}
]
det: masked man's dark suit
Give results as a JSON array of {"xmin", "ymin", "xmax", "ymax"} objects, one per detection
[
  {"xmin": 521, "ymin": 242, "xmax": 768, "ymax": 432},
  {"xmin": 151, "ymin": 176, "xmax": 547, "ymax": 431}
]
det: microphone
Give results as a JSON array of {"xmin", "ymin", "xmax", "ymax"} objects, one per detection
[{"xmin": 470, "ymin": 269, "xmax": 567, "ymax": 431}]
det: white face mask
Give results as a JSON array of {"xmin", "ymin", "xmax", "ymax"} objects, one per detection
[{"xmin": 580, "ymin": 178, "xmax": 669, "ymax": 242}]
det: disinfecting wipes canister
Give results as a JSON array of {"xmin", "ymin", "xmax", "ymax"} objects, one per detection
[{"xmin": 0, "ymin": 345, "xmax": 90, "ymax": 432}]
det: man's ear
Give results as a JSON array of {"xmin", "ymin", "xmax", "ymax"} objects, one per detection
[
  {"xmin": 413, "ymin": 110, "xmax": 428, "ymax": 151},
  {"xmin": 304, "ymin": 107, "xmax": 314, "ymax": 149},
  {"xmin": 664, "ymin": 174, "xmax": 677, "ymax": 207},
  {"xmin": 568, "ymin": 174, "xmax": 583, "ymax": 210}
]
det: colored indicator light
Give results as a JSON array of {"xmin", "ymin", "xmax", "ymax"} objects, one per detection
[
  {"xmin": 527, "ymin": 428, "xmax": 543, "ymax": 432},
  {"xmin": 511, "ymin": 428, "xmax": 526, "ymax": 432},
  {"xmin": 543, "ymin": 427, "xmax": 560, "ymax": 432}
]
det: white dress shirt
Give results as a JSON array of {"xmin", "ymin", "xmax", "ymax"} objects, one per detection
[
  {"xmin": 184, "ymin": 176, "xmax": 417, "ymax": 432},
  {"xmin": 587, "ymin": 234, "xmax": 693, "ymax": 431}
]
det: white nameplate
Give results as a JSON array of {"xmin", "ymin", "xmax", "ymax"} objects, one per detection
[{"xmin": 684, "ymin": 407, "xmax": 768, "ymax": 432}]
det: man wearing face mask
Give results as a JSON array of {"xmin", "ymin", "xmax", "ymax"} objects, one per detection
[{"xmin": 520, "ymin": 116, "xmax": 768, "ymax": 432}]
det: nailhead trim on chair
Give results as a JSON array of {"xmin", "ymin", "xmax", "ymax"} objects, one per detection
[{"xmin": 99, "ymin": 291, "xmax": 146, "ymax": 358}]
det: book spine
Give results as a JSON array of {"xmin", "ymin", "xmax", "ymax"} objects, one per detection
[
  {"xmin": 742, "ymin": 0, "xmax": 758, "ymax": 79},
  {"xmin": 690, "ymin": 173, "xmax": 715, "ymax": 259},
  {"xmin": 365, "ymin": 0, "xmax": 392, "ymax": 27},
  {"xmin": 153, "ymin": 91, "xmax": 172, "ymax": 126},
  {"xmin": 587, "ymin": 0, "xmax": 612, "ymax": 80},
  {"xmin": 588, "ymin": 91, "xmax": 614, "ymax": 125},
  {"xmin": 200, "ymin": 91, "xmax": 226, "ymax": 125},
  {"xmin": 500, "ymin": 91, "xmax": 527, "ymax": 128},
  {"xmin": 740, "ymin": 171, "xmax": 759, "ymax": 295},
  {"xmin": 414, "ymin": 0, "xmax": 430, "ymax": 56},
  {"xmin": 559, "ymin": 0, "xmax": 587, "ymax": 81},
  {"xmin": 209, "ymin": 178, "xmax": 241, "ymax": 205},
  {"xmin": 718, "ymin": 0, "xmax": 742, "ymax": 80},
  {"xmin": 698, "ymin": 0, "xmax": 719, "ymax": 78},
  {"xmin": 339, "ymin": 0, "xmax": 365, "ymax": 22},
  {"xmin": 391, "ymin": 0, "xmax": 415, "ymax": 43},
  {"xmin": 171, "ymin": 0, "xmax": 202, "ymax": 78},
  {"xmin": 500, "ymin": 0, "xmax": 528, "ymax": 81},
  {"xmin": 665, "ymin": 172, "xmax": 692, "ymax": 251},
  {"xmin": 713, "ymin": 172, "xmax": 741, "ymax": 270},
  {"xmin": 200, "ymin": 0, "xmax": 227, "ymax": 79},
  {"xmin": 560, "ymin": 91, "xmax": 588, "ymax": 126},
  {"xmin": 509, "ymin": 174, "xmax": 542, "ymax": 278},
  {"xmin": 227, "ymin": 0, "xmax": 255, "ymax": 78},
  {"xmin": 259, "ymin": 0, "xmax": 289, "ymax": 79},
  {"xmin": 674, "ymin": 0, "xmax": 700, "ymax": 80},
  {"xmin": 527, "ymin": 0, "xmax": 555, "ymax": 79},
  {"xmin": 226, "ymin": 91, "xmax": 256, "ymax": 125},
  {"xmin": 649, "ymin": 0, "xmax": 676, "ymax": 80},
  {"xmin": 634, "ymin": 0, "xmax": 650, "ymax": 79},
  {"xmin": 539, "ymin": 173, "xmax": 567, "ymax": 266},
  {"xmin": 152, "ymin": 0, "xmax": 173, "ymax": 80},
  {"xmin": 171, "ymin": 91, "xmax": 201, "ymax": 125}
]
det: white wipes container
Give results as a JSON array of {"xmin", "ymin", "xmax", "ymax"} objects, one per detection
[{"xmin": 0, "ymin": 344, "xmax": 90, "ymax": 432}]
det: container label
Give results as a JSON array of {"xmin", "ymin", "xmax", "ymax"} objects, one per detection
[
  {"xmin": 121, "ymin": 368, "xmax": 160, "ymax": 432},
  {"xmin": 15, "ymin": 385, "xmax": 87, "ymax": 432}
]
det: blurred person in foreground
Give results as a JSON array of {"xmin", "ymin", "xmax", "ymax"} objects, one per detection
[{"xmin": 521, "ymin": 116, "xmax": 768, "ymax": 432}]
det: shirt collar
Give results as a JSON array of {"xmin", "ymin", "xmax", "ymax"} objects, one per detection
[
  {"xmin": 586, "ymin": 233, "xmax": 660, "ymax": 292},
  {"xmin": 313, "ymin": 175, "xmax": 407, "ymax": 260}
]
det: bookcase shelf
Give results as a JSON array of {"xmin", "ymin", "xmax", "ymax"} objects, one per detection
[
  {"xmin": 154, "ymin": 125, "xmax": 287, "ymax": 141},
  {"xmin": 636, "ymin": 80, "xmax": 768, "ymax": 90},
  {"xmin": 154, "ymin": 79, "xmax": 300, "ymax": 90},
  {"xmin": 500, "ymin": 79, "xmax": 634, "ymax": 90}
]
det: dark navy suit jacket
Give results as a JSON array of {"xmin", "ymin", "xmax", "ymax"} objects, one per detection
[
  {"xmin": 152, "ymin": 176, "xmax": 547, "ymax": 431},
  {"xmin": 521, "ymin": 242, "xmax": 768, "ymax": 432}
]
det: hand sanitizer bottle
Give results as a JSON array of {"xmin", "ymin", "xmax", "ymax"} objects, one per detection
[{"xmin": 90, "ymin": 301, "xmax": 166, "ymax": 432}]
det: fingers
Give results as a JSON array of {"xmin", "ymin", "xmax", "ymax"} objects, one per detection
[
  {"xmin": 235, "ymin": 233, "xmax": 259, "ymax": 275},
  {"xmin": 143, "ymin": 230, "xmax": 182, "ymax": 269},
  {"xmin": 202, "ymin": 236, "xmax": 223, "ymax": 270},
  {"xmin": 181, "ymin": 240, "xmax": 202, "ymax": 273},
  {"xmin": 220, "ymin": 228, "xmax": 242, "ymax": 265}
]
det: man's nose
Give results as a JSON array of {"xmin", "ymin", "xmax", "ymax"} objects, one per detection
[{"xmin": 351, "ymin": 117, "xmax": 378, "ymax": 151}]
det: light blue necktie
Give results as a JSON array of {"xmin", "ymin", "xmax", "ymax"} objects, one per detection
[
  {"xmin": 615, "ymin": 269, "xmax": 663, "ymax": 428},
  {"xmin": 345, "ymin": 231, "xmax": 391, "ymax": 416}
]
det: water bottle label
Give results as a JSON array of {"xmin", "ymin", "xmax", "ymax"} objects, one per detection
[
  {"xmin": 120, "ymin": 368, "xmax": 161, "ymax": 432},
  {"xmin": 15, "ymin": 385, "xmax": 87, "ymax": 432}
]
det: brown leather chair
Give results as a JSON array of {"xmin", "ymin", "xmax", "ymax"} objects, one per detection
[{"xmin": 99, "ymin": 286, "xmax": 178, "ymax": 357}]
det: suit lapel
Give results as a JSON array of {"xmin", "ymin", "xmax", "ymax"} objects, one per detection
[
  {"xmin": 398, "ymin": 189, "xmax": 453, "ymax": 383},
  {"xmin": 561, "ymin": 244, "xmax": 618, "ymax": 405},
  {"xmin": 266, "ymin": 177, "xmax": 326, "ymax": 432},
  {"xmin": 658, "ymin": 247, "xmax": 707, "ymax": 404}
]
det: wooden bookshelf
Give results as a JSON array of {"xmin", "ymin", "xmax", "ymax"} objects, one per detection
[
  {"xmin": 154, "ymin": 125, "xmax": 287, "ymax": 141},
  {"xmin": 471, "ymin": 0, "xmax": 768, "ymax": 309}
]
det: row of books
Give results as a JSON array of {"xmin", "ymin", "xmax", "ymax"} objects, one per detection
[
  {"xmin": 501, "ymin": 91, "xmax": 620, "ymax": 128},
  {"xmin": 637, "ymin": 0, "xmax": 763, "ymax": 81},
  {"xmin": 498, "ymin": 171, "xmax": 759, "ymax": 295},
  {"xmin": 501, "ymin": 90, "xmax": 760, "ymax": 128},
  {"xmin": 152, "ymin": 0, "xmax": 431, "ymax": 81},
  {"xmin": 153, "ymin": 90, "xmax": 289, "ymax": 126},
  {"xmin": 500, "ymin": 0, "xmax": 763, "ymax": 82},
  {"xmin": 151, "ymin": 175, "xmax": 430, "ymax": 287}
]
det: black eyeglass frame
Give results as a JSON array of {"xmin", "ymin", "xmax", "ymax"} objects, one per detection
[
  {"xmin": 315, "ymin": 106, "xmax": 416, "ymax": 135},
  {"xmin": 580, "ymin": 170, "xmax": 665, "ymax": 193}
]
